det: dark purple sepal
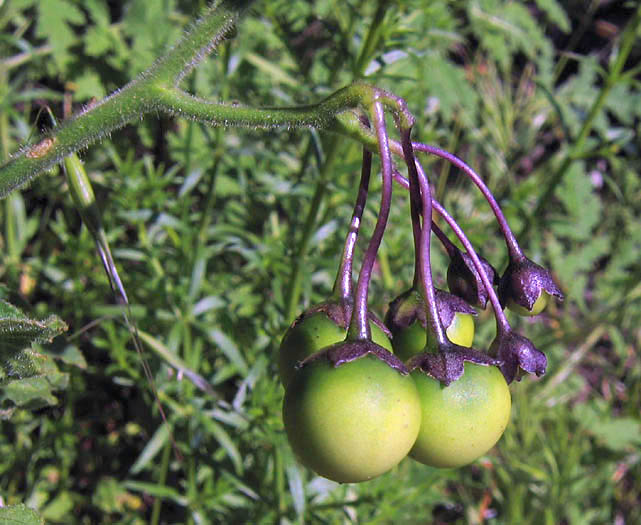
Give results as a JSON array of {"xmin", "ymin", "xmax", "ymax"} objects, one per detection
[
  {"xmin": 498, "ymin": 256, "xmax": 563, "ymax": 311},
  {"xmin": 385, "ymin": 287, "xmax": 476, "ymax": 335},
  {"xmin": 435, "ymin": 289, "xmax": 477, "ymax": 329},
  {"xmin": 294, "ymin": 298, "xmax": 392, "ymax": 338},
  {"xmin": 406, "ymin": 342, "xmax": 502, "ymax": 386},
  {"xmin": 447, "ymin": 248, "xmax": 499, "ymax": 309},
  {"xmin": 489, "ymin": 331, "xmax": 546, "ymax": 384},
  {"xmin": 298, "ymin": 339, "xmax": 409, "ymax": 375}
]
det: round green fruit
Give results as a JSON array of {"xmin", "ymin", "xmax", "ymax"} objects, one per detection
[
  {"xmin": 507, "ymin": 291, "xmax": 548, "ymax": 317},
  {"xmin": 392, "ymin": 312, "xmax": 475, "ymax": 361},
  {"xmin": 282, "ymin": 352, "xmax": 421, "ymax": 483},
  {"xmin": 278, "ymin": 311, "xmax": 392, "ymax": 386},
  {"xmin": 410, "ymin": 362, "xmax": 511, "ymax": 468}
]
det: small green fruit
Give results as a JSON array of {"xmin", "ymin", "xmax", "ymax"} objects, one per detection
[
  {"xmin": 386, "ymin": 288, "xmax": 476, "ymax": 362},
  {"xmin": 410, "ymin": 362, "xmax": 511, "ymax": 468},
  {"xmin": 279, "ymin": 310, "xmax": 392, "ymax": 387},
  {"xmin": 393, "ymin": 312, "xmax": 474, "ymax": 361},
  {"xmin": 507, "ymin": 291, "xmax": 548, "ymax": 317},
  {"xmin": 283, "ymin": 350, "xmax": 421, "ymax": 483}
]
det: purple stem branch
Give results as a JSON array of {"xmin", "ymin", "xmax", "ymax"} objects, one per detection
[
  {"xmin": 392, "ymin": 169, "xmax": 511, "ymax": 335},
  {"xmin": 399, "ymin": 128, "xmax": 447, "ymax": 347},
  {"xmin": 431, "ymin": 220, "xmax": 457, "ymax": 259},
  {"xmin": 348, "ymin": 100, "xmax": 393, "ymax": 341},
  {"xmin": 332, "ymin": 146, "xmax": 372, "ymax": 302},
  {"xmin": 406, "ymin": 149, "xmax": 423, "ymax": 289},
  {"xmin": 411, "ymin": 143, "xmax": 524, "ymax": 261},
  {"xmin": 431, "ymin": 198, "xmax": 511, "ymax": 334}
]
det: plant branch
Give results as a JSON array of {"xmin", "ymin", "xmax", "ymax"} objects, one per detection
[
  {"xmin": 348, "ymin": 100, "xmax": 392, "ymax": 341},
  {"xmin": 392, "ymin": 170, "xmax": 511, "ymax": 334},
  {"xmin": 333, "ymin": 143, "xmax": 372, "ymax": 302},
  {"xmin": 0, "ymin": 0, "xmax": 413, "ymax": 200}
]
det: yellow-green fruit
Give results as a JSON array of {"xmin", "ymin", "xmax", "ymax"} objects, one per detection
[
  {"xmin": 278, "ymin": 312, "xmax": 392, "ymax": 386},
  {"xmin": 283, "ymin": 354, "xmax": 421, "ymax": 483},
  {"xmin": 410, "ymin": 362, "xmax": 511, "ymax": 468},
  {"xmin": 392, "ymin": 312, "xmax": 475, "ymax": 362},
  {"xmin": 507, "ymin": 291, "xmax": 549, "ymax": 317}
]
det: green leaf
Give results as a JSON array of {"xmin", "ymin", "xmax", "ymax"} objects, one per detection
[
  {"xmin": 207, "ymin": 329, "xmax": 249, "ymax": 376},
  {"xmin": 123, "ymin": 481, "xmax": 188, "ymax": 506},
  {"xmin": 469, "ymin": 0, "xmax": 552, "ymax": 71},
  {"xmin": 552, "ymin": 163, "xmax": 602, "ymax": 240},
  {"xmin": 93, "ymin": 478, "xmax": 143, "ymax": 514},
  {"xmin": 2, "ymin": 376, "xmax": 60, "ymax": 408},
  {"xmin": 72, "ymin": 71, "xmax": 107, "ymax": 100},
  {"xmin": 197, "ymin": 412, "xmax": 244, "ymax": 475},
  {"xmin": 0, "ymin": 504, "xmax": 44, "ymax": 525},
  {"xmin": 415, "ymin": 53, "xmax": 479, "ymax": 124},
  {"xmin": 589, "ymin": 418, "xmax": 641, "ymax": 451},
  {"xmin": 129, "ymin": 423, "xmax": 170, "ymax": 475},
  {"xmin": 283, "ymin": 443, "xmax": 306, "ymax": 517},
  {"xmin": 35, "ymin": 0, "xmax": 86, "ymax": 72},
  {"xmin": 534, "ymin": 0, "xmax": 571, "ymax": 32},
  {"xmin": 41, "ymin": 490, "xmax": 74, "ymax": 522},
  {"xmin": 0, "ymin": 300, "xmax": 67, "ymax": 379}
]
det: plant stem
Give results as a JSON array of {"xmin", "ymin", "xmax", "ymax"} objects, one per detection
[
  {"xmin": 332, "ymin": 143, "xmax": 372, "ymax": 302},
  {"xmin": 152, "ymin": 0, "xmax": 255, "ymax": 86},
  {"xmin": 392, "ymin": 169, "xmax": 511, "ymax": 335},
  {"xmin": 430, "ymin": 198, "xmax": 510, "ymax": 334},
  {"xmin": 399, "ymin": 130, "xmax": 446, "ymax": 347},
  {"xmin": 404, "ymin": 136, "xmax": 424, "ymax": 290},
  {"xmin": 347, "ymin": 100, "xmax": 392, "ymax": 341},
  {"xmin": 335, "ymin": 114, "xmax": 524, "ymax": 260},
  {"xmin": 150, "ymin": 436, "xmax": 172, "ymax": 525},
  {"xmin": 412, "ymin": 143, "xmax": 523, "ymax": 260},
  {"xmin": 431, "ymin": 220, "xmax": 457, "ymax": 258},
  {"xmin": 0, "ymin": 44, "xmax": 52, "ymax": 72},
  {"xmin": 352, "ymin": 0, "xmax": 388, "ymax": 78},
  {"xmin": 0, "ymin": 0, "xmax": 405, "ymax": 200},
  {"xmin": 0, "ymin": 80, "xmax": 385, "ymax": 200}
]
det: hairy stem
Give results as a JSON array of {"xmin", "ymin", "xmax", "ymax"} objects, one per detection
[{"xmin": 1, "ymin": 0, "xmax": 416, "ymax": 201}]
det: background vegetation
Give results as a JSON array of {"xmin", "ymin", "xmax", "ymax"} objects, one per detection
[{"xmin": 1, "ymin": 0, "xmax": 640, "ymax": 523}]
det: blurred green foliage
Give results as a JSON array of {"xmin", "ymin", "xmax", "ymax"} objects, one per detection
[{"xmin": 0, "ymin": 0, "xmax": 640, "ymax": 523}]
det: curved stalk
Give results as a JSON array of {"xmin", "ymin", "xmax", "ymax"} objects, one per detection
[
  {"xmin": 333, "ymin": 144, "xmax": 372, "ymax": 302},
  {"xmin": 399, "ymin": 130, "xmax": 447, "ymax": 347},
  {"xmin": 411, "ymin": 143, "xmax": 523, "ymax": 261},
  {"xmin": 333, "ymin": 115, "xmax": 524, "ymax": 261},
  {"xmin": 0, "ymin": 0, "xmax": 414, "ymax": 201},
  {"xmin": 392, "ymin": 169, "xmax": 511, "ymax": 335},
  {"xmin": 431, "ymin": 220, "xmax": 457, "ymax": 259},
  {"xmin": 347, "ymin": 100, "xmax": 392, "ymax": 341}
]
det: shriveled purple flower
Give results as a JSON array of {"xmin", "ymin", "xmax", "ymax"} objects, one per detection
[
  {"xmin": 447, "ymin": 248, "xmax": 499, "ymax": 309},
  {"xmin": 498, "ymin": 256, "xmax": 563, "ymax": 316},
  {"xmin": 385, "ymin": 287, "xmax": 476, "ymax": 336},
  {"xmin": 489, "ymin": 330, "xmax": 546, "ymax": 384}
]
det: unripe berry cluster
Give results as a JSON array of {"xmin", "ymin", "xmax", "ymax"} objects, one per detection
[{"xmin": 279, "ymin": 93, "xmax": 563, "ymax": 483}]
